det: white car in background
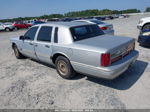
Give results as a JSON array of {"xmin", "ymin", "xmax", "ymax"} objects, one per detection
[
  {"xmin": 137, "ymin": 17, "xmax": 150, "ymax": 30},
  {"xmin": 74, "ymin": 19, "xmax": 114, "ymax": 35},
  {"xmin": 0, "ymin": 22, "xmax": 15, "ymax": 31}
]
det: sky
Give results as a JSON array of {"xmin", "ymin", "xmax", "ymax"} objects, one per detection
[{"xmin": 0, "ymin": 0, "xmax": 150, "ymax": 19}]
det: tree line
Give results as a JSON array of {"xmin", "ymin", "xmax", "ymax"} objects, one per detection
[
  {"xmin": 146, "ymin": 7, "xmax": 150, "ymax": 12},
  {"xmin": 0, "ymin": 8, "xmax": 142, "ymax": 22}
]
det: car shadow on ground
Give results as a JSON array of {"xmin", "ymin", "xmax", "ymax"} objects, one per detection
[
  {"xmin": 30, "ymin": 59, "xmax": 85, "ymax": 80},
  {"xmin": 86, "ymin": 60, "xmax": 148, "ymax": 90},
  {"xmin": 29, "ymin": 59, "xmax": 148, "ymax": 90}
]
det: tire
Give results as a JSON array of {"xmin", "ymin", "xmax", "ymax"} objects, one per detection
[
  {"xmin": 13, "ymin": 45, "xmax": 24, "ymax": 59},
  {"xmin": 55, "ymin": 56, "xmax": 76, "ymax": 79},
  {"xmin": 5, "ymin": 28, "xmax": 10, "ymax": 32},
  {"xmin": 142, "ymin": 24, "xmax": 150, "ymax": 31},
  {"xmin": 14, "ymin": 27, "xmax": 18, "ymax": 31}
]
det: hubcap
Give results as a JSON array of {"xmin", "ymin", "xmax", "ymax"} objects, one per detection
[
  {"xmin": 6, "ymin": 28, "xmax": 9, "ymax": 31},
  {"xmin": 57, "ymin": 60, "xmax": 68, "ymax": 76}
]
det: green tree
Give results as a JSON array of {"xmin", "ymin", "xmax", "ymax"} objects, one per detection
[
  {"xmin": 121, "ymin": 9, "xmax": 140, "ymax": 14},
  {"xmin": 145, "ymin": 7, "xmax": 150, "ymax": 12}
]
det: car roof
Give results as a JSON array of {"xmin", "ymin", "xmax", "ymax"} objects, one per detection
[{"xmin": 34, "ymin": 21, "xmax": 94, "ymax": 28}]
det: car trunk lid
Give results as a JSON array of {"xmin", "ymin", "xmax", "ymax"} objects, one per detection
[
  {"xmin": 74, "ymin": 35, "xmax": 134, "ymax": 51},
  {"xmin": 74, "ymin": 35, "xmax": 135, "ymax": 66}
]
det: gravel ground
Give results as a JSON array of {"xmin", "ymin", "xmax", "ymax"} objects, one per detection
[{"xmin": 0, "ymin": 14, "xmax": 150, "ymax": 109}]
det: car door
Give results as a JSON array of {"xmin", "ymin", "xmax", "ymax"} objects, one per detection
[
  {"xmin": 20, "ymin": 22, "xmax": 26, "ymax": 28},
  {"xmin": 34, "ymin": 26, "xmax": 53, "ymax": 64},
  {"xmin": 18, "ymin": 22, "xmax": 25, "ymax": 28},
  {"xmin": 22, "ymin": 26, "xmax": 38, "ymax": 59}
]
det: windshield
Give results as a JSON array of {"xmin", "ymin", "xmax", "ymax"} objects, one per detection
[
  {"xmin": 90, "ymin": 20, "xmax": 105, "ymax": 24},
  {"xmin": 70, "ymin": 24, "xmax": 104, "ymax": 41}
]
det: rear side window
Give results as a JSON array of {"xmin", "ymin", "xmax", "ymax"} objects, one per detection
[
  {"xmin": 24, "ymin": 27, "xmax": 38, "ymax": 40},
  {"xmin": 37, "ymin": 26, "xmax": 52, "ymax": 42},
  {"xmin": 74, "ymin": 27, "xmax": 88, "ymax": 35},
  {"xmin": 54, "ymin": 27, "xmax": 58, "ymax": 43},
  {"xmin": 70, "ymin": 25, "xmax": 104, "ymax": 41}
]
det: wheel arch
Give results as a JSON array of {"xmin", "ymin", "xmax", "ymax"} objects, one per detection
[
  {"xmin": 51, "ymin": 52, "xmax": 70, "ymax": 64},
  {"xmin": 142, "ymin": 22, "xmax": 150, "ymax": 30},
  {"xmin": 5, "ymin": 27, "xmax": 10, "ymax": 30},
  {"xmin": 12, "ymin": 43, "xmax": 16, "ymax": 49}
]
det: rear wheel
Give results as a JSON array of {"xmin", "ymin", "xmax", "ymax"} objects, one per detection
[
  {"xmin": 13, "ymin": 45, "xmax": 24, "ymax": 59},
  {"xmin": 142, "ymin": 24, "xmax": 150, "ymax": 31},
  {"xmin": 55, "ymin": 56, "xmax": 76, "ymax": 79}
]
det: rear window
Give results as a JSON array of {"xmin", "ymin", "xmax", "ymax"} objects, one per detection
[{"xmin": 70, "ymin": 25, "xmax": 104, "ymax": 41}]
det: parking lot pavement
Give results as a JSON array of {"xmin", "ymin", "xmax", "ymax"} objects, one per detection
[{"xmin": 0, "ymin": 14, "xmax": 150, "ymax": 109}]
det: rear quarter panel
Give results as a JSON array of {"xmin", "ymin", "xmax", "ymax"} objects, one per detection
[
  {"xmin": 52, "ymin": 44, "xmax": 101, "ymax": 68},
  {"xmin": 70, "ymin": 48, "xmax": 100, "ymax": 67},
  {"xmin": 69, "ymin": 47, "xmax": 101, "ymax": 74}
]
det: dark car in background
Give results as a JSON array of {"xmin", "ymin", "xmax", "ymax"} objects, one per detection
[
  {"xmin": 138, "ymin": 30, "xmax": 150, "ymax": 47},
  {"xmin": 32, "ymin": 21, "xmax": 46, "ymax": 26},
  {"xmin": 106, "ymin": 16, "xmax": 114, "ymax": 20},
  {"xmin": 94, "ymin": 16, "xmax": 106, "ymax": 21},
  {"xmin": 62, "ymin": 18, "xmax": 74, "ymax": 22},
  {"xmin": 48, "ymin": 18, "xmax": 60, "ymax": 22}
]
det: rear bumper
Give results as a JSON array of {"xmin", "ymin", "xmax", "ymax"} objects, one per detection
[{"xmin": 71, "ymin": 50, "xmax": 139, "ymax": 80}]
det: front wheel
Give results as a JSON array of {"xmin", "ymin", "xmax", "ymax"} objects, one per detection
[
  {"xmin": 13, "ymin": 45, "xmax": 24, "ymax": 59},
  {"xmin": 5, "ymin": 28, "xmax": 10, "ymax": 32},
  {"xmin": 55, "ymin": 56, "xmax": 76, "ymax": 79}
]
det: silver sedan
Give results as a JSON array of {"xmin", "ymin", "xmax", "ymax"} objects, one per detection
[{"xmin": 74, "ymin": 19, "xmax": 114, "ymax": 35}]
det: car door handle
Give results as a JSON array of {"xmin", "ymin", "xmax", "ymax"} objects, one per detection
[
  {"xmin": 35, "ymin": 44, "xmax": 38, "ymax": 47},
  {"xmin": 45, "ymin": 45, "xmax": 50, "ymax": 48},
  {"xmin": 29, "ymin": 43, "xmax": 33, "ymax": 45}
]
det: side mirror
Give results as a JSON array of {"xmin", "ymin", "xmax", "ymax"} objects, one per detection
[{"xmin": 19, "ymin": 35, "xmax": 25, "ymax": 40}]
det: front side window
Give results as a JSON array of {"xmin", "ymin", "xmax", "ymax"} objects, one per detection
[
  {"xmin": 70, "ymin": 25, "xmax": 104, "ymax": 41},
  {"xmin": 37, "ymin": 26, "xmax": 52, "ymax": 42},
  {"xmin": 24, "ymin": 27, "xmax": 38, "ymax": 40}
]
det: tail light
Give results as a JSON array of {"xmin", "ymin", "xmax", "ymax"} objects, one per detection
[
  {"xmin": 100, "ymin": 27, "xmax": 108, "ymax": 30},
  {"xmin": 101, "ymin": 53, "xmax": 111, "ymax": 67},
  {"xmin": 101, "ymin": 43, "xmax": 135, "ymax": 67}
]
